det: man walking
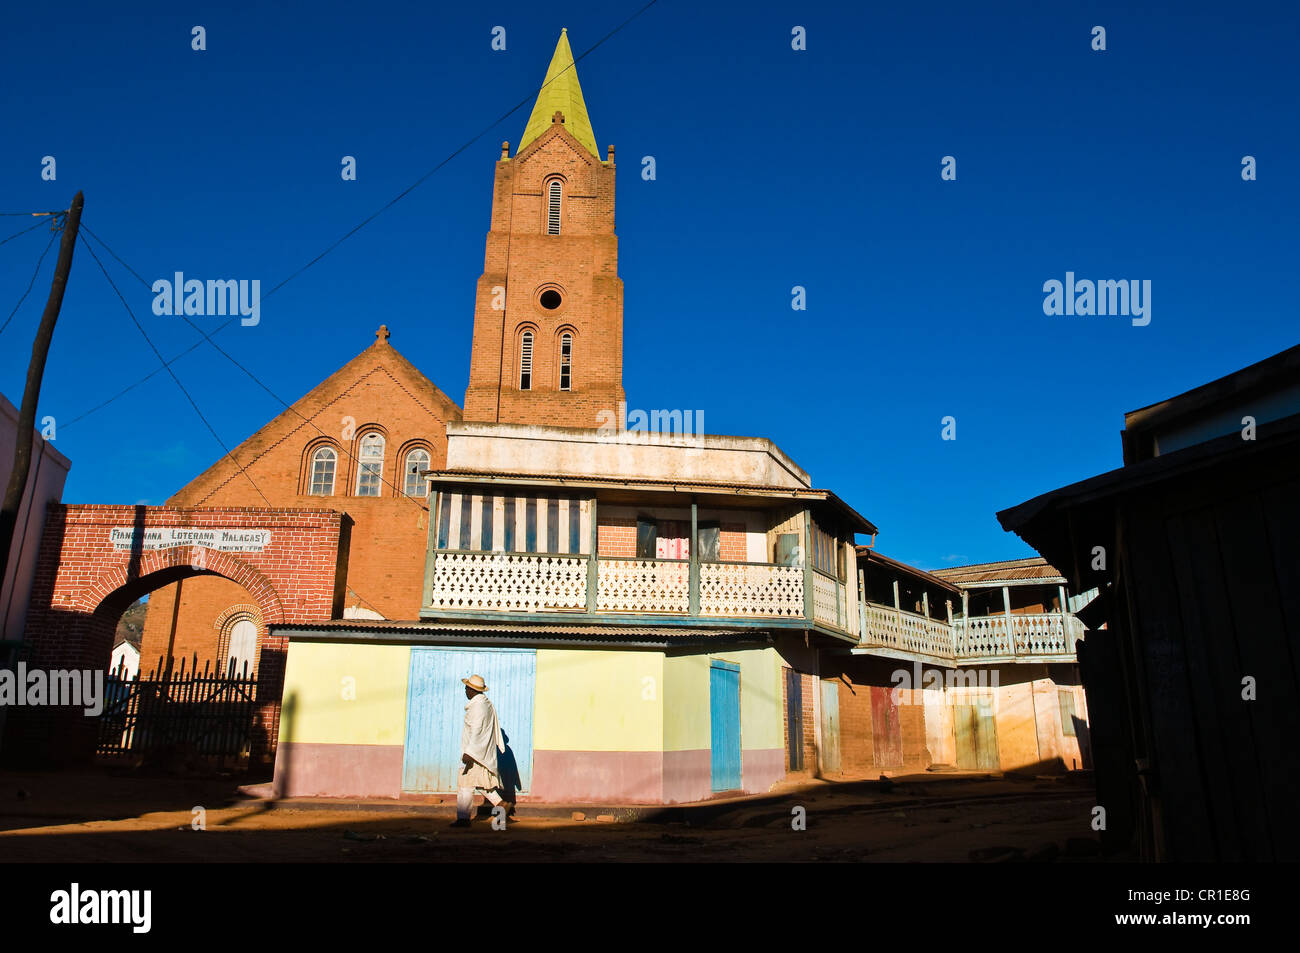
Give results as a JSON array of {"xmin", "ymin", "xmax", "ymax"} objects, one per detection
[{"xmin": 452, "ymin": 674, "xmax": 508, "ymax": 827}]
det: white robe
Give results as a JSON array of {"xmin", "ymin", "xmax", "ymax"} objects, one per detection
[{"xmin": 460, "ymin": 693, "xmax": 504, "ymax": 790}]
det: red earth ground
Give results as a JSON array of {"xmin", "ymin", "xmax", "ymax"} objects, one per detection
[{"xmin": 0, "ymin": 768, "xmax": 1109, "ymax": 862}]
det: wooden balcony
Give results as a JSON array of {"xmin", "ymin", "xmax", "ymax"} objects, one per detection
[
  {"xmin": 424, "ymin": 551, "xmax": 842, "ymax": 630},
  {"xmin": 857, "ymin": 600, "xmax": 1084, "ymax": 663}
]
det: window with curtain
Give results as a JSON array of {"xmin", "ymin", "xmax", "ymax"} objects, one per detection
[
  {"xmin": 355, "ymin": 433, "xmax": 385, "ymax": 496},
  {"xmin": 308, "ymin": 446, "xmax": 337, "ymax": 495}
]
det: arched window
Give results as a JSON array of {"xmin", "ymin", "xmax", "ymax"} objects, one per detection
[
  {"xmin": 547, "ymin": 180, "xmax": 562, "ymax": 234},
  {"xmin": 520, "ymin": 331, "xmax": 534, "ymax": 390},
  {"xmin": 559, "ymin": 332, "xmax": 573, "ymax": 391},
  {"xmin": 355, "ymin": 433, "xmax": 385, "ymax": 496},
  {"xmin": 308, "ymin": 446, "xmax": 337, "ymax": 495},
  {"xmin": 403, "ymin": 448, "xmax": 430, "ymax": 497},
  {"xmin": 225, "ymin": 618, "xmax": 259, "ymax": 676}
]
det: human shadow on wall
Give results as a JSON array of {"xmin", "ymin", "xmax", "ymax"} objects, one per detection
[{"xmin": 496, "ymin": 730, "xmax": 522, "ymax": 805}]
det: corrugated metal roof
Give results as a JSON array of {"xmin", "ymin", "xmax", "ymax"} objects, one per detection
[
  {"xmin": 273, "ymin": 618, "xmax": 768, "ymax": 644},
  {"xmin": 855, "ymin": 548, "xmax": 962, "ymax": 593},
  {"xmin": 930, "ymin": 556, "xmax": 1066, "ymax": 585}
]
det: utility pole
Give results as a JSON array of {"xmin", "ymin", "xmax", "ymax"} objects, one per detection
[{"xmin": 0, "ymin": 192, "xmax": 84, "ymax": 595}]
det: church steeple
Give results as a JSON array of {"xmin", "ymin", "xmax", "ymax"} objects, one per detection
[
  {"xmin": 462, "ymin": 29, "xmax": 623, "ymax": 429},
  {"xmin": 518, "ymin": 29, "xmax": 599, "ymax": 159}
]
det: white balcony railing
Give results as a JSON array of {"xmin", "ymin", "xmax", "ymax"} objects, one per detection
[
  {"xmin": 861, "ymin": 602, "xmax": 956, "ymax": 659},
  {"xmin": 597, "ymin": 558, "xmax": 689, "ymax": 614},
  {"xmin": 428, "ymin": 552, "xmax": 804, "ymax": 621},
  {"xmin": 859, "ymin": 601, "xmax": 1083, "ymax": 662},
  {"xmin": 699, "ymin": 561, "xmax": 804, "ymax": 618},
  {"xmin": 428, "ymin": 552, "xmax": 587, "ymax": 612}
]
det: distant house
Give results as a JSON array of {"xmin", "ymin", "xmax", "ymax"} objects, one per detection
[
  {"xmin": 110, "ymin": 639, "xmax": 140, "ymax": 680},
  {"xmin": 999, "ymin": 343, "xmax": 1300, "ymax": 861}
]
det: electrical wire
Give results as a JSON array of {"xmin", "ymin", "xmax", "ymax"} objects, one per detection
[
  {"xmin": 77, "ymin": 232, "xmax": 273, "ymax": 506},
  {"xmin": 59, "ymin": 1, "xmax": 659, "ymax": 428}
]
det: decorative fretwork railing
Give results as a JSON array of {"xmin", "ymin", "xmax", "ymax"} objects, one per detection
[
  {"xmin": 699, "ymin": 562, "xmax": 804, "ymax": 618},
  {"xmin": 859, "ymin": 602, "xmax": 1084, "ymax": 663},
  {"xmin": 811, "ymin": 570, "xmax": 841, "ymax": 627},
  {"xmin": 597, "ymin": 558, "xmax": 690, "ymax": 614},
  {"xmin": 428, "ymin": 552, "xmax": 587, "ymax": 612},
  {"xmin": 861, "ymin": 602, "xmax": 956, "ymax": 659},
  {"xmin": 427, "ymin": 553, "xmax": 810, "ymax": 622}
]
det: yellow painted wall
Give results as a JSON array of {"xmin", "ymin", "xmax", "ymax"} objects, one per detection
[
  {"xmin": 278, "ymin": 641, "xmax": 411, "ymax": 746},
  {"xmin": 664, "ymin": 654, "xmax": 709, "ymax": 751},
  {"xmin": 534, "ymin": 649, "xmax": 664, "ymax": 751},
  {"xmin": 664, "ymin": 647, "xmax": 784, "ymax": 752}
]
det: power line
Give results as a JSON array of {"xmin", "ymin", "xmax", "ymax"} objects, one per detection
[
  {"xmin": 80, "ymin": 223, "xmax": 433, "ymax": 510},
  {"xmin": 0, "ymin": 217, "xmax": 52, "ymax": 248},
  {"xmin": 60, "ymin": 2, "xmax": 659, "ymax": 429},
  {"xmin": 77, "ymin": 233, "xmax": 273, "ymax": 507},
  {"xmin": 0, "ymin": 226, "xmax": 61, "ymax": 338}
]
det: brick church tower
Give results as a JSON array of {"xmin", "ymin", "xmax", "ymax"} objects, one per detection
[{"xmin": 463, "ymin": 29, "xmax": 625, "ymax": 428}]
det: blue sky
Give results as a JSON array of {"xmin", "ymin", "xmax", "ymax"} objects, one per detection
[{"xmin": 1, "ymin": 0, "xmax": 1296, "ymax": 570}]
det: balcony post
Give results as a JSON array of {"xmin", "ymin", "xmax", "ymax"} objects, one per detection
[
  {"xmin": 689, "ymin": 498, "xmax": 700, "ymax": 617},
  {"xmin": 922, "ymin": 591, "xmax": 930, "ymax": 619},
  {"xmin": 858, "ymin": 568, "xmax": 867, "ymax": 637},
  {"xmin": 802, "ymin": 510, "xmax": 814, "ymax": 623},
  {"xmin": 893, "ymin": 578, "xmax": 903, "ymax": 633},
  {"xmin": 1002, "ymin": 585, "xmax": 1014, "ymax": 655},
  {"xmin": 1057, "ymin": 583, "xmax": 1070, "ymax": 645},
  {"xmin": 586, "ymin": 496, "xmax": 598, "ymax": 613},
  {"xmin": 422, "ymin": 488, "xmax": 441, "ymax": 609}
]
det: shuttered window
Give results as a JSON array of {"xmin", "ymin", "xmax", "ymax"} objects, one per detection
[
  {"xmin": 520, "ymin": 331, "xmax": 533, "ymax": 390},
  {"xmin": 547, "ymin": 180, "xmax": 562, "ymax": 234}
]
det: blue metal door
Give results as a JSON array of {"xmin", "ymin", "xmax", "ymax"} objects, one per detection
[
  {"xmin": 710, "ymin": 659, "xmax": 742, "ymax": 792},
  {"xmin": 402, "ymin": 648, "xmax": 536, "ymax": 794}
]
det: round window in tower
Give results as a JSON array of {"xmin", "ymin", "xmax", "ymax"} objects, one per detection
[{"xmin": 539, "ymin": 289, "xmax": 563, "ymax": 310}]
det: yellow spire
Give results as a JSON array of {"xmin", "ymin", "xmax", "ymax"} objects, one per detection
[{"xmin": 518, "ymin": 29, "xmax": 599, "ymax": 159}]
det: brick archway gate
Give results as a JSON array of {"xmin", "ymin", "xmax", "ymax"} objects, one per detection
[{"xmin": 7, "ymin": 504, "xmax": 345, "ymax": 765}]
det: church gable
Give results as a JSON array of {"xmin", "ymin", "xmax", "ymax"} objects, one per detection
[{"xmin": 171, "ymin": 327, "xmax": 461, "ymax": 506}]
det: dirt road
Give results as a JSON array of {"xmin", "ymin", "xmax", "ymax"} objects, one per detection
[{"xmin": 0, "ymin": 770, "xmax": 1104, "ymax": 862}]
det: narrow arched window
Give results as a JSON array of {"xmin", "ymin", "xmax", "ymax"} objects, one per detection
[
  {"xmin": 355, "ymin": 433, "xmax": 385, "ymax": 496},
  {"xmin": 559, "ymin": 332, "xmax": 573, "ymax": 391},
  {"xmin": 309, "ymin": 446, "xmax": 337, "ymax": 495},
  {"xmin": 547, "ymin": 180, "xmax": 562, "ymax": 234},
  {"xmin": 403, "ymin": 448, "xmax": 430, "ymax": 497},
  {"xmin": 520, "ymin": 331, "xmax": 534, "ymax": 390}
]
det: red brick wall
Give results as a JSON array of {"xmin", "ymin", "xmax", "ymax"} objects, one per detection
[
  {"xmin": 139, "ymin": 343, "xmax": 456, "ymax": 671},
  {"xmin": 12, "ymin": 504, "xmax": 342, "ymax": 765},
  {"xmin": 597, "ymin": 517, "xmax": 636, "ymax": 557},
  {"xmin": 720, "ymin": 523, "xmax": 747, "ymax": 562},
  {"xmin": 463, "ymin": 127, "xmax": 625, "ymax": 428}
]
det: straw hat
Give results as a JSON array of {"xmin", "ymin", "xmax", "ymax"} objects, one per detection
[{"xmin": 462, "ymin": 674, "xmax": 488, "ymax": 692}]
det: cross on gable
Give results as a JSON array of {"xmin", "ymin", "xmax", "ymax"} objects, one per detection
[
  {"xmin": 552, "ymin": 110, "xmax": 566, "ymax": 125},
  {"xmin": 375, "ymin": 325, "xmax": 390, "ymax": 342}
]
